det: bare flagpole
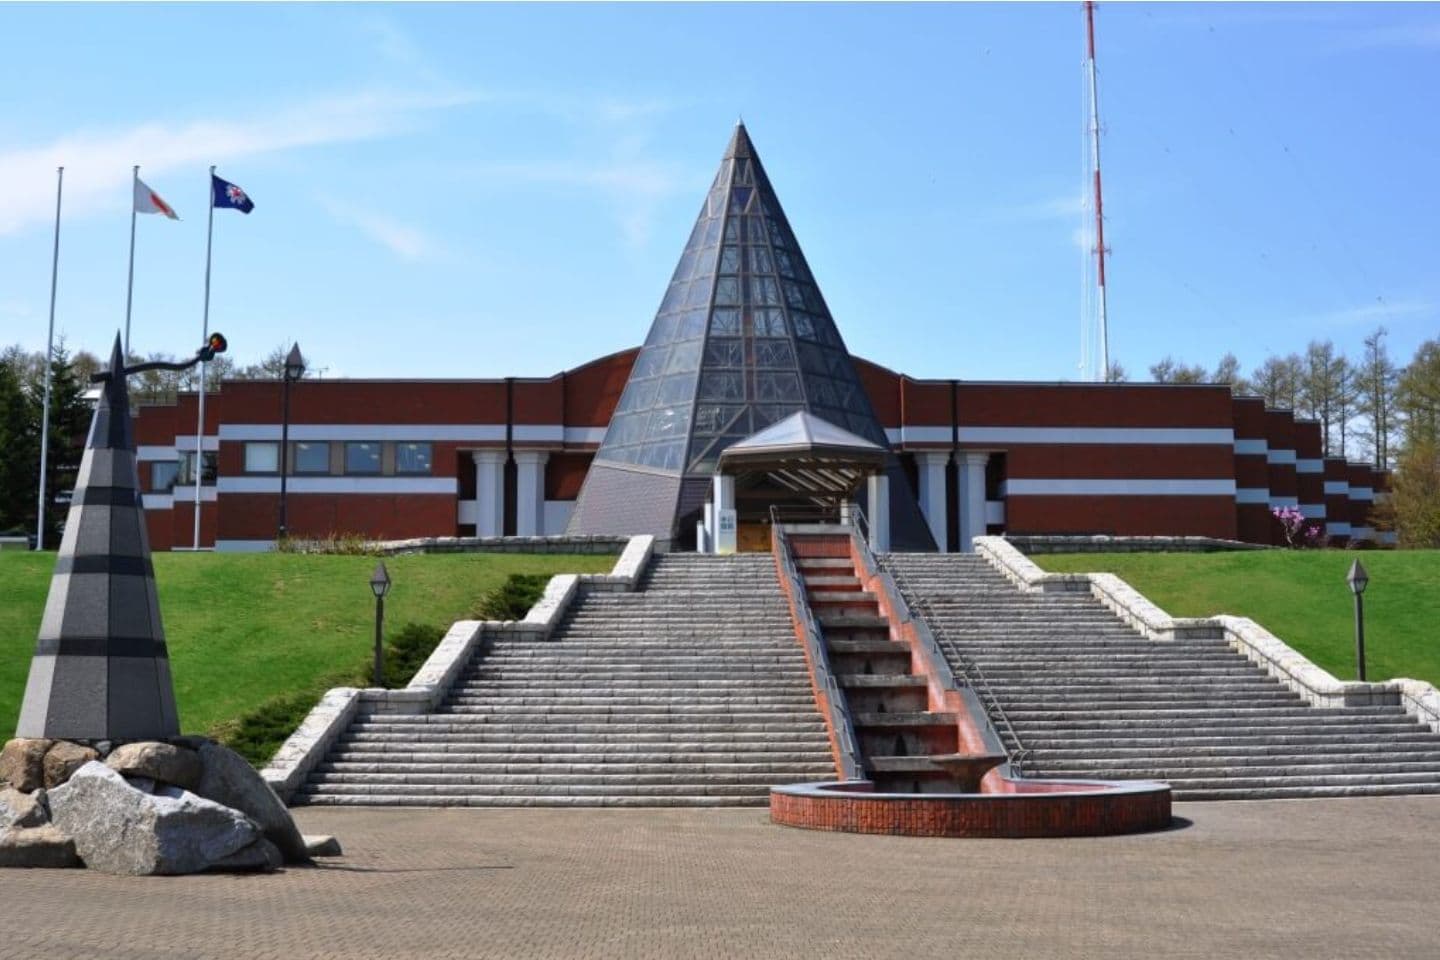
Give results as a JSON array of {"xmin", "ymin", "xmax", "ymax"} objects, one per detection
[
  {"xmin": 124, "ymin": 165, "xmax": 139, "ymax": 358},
  {"xmin": 192, "ymin": 166, "xmax": 217, "ymax": 550},
  {"xmin": 36, "ymin": 166, "xmax": 64, "ymax": 552}
]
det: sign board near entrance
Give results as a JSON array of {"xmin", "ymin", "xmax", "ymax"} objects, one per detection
[{"xmin": 715, "ymin": 509, "xmax": 737, "ymax": 554}]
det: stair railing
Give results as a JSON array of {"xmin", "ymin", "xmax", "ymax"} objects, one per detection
[
  {"xmin": 770, "ymin": 519, "xmax": 865, "ymax": 782},
  {"xmin": 850, "ymin": 511, "xmax": 1032, "ymax": 777}
]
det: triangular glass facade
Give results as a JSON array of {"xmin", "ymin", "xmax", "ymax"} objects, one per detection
[
  {"xmin": 591, "ymin": 124, "xmax": 889, "ymax": 478},
  {"xmin": 569, "ymin": 124, "xmax": 934, "ymax": 548}
]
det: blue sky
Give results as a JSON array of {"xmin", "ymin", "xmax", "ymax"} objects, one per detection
[{"xmin": 1, "ymin": 3, "xmax": 1436, "ymax": 382}]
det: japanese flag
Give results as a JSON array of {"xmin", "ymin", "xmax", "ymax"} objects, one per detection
[{"xmin": 134, "ymin": 177, "xmax": 179, "ymax": 219}]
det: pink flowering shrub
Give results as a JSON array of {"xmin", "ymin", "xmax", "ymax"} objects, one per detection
[{"xmin": 1272, "ymin": 506, "xmax": 1324, "ymax": 548}]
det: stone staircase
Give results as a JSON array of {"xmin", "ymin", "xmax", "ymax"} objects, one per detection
[
  {"xmin": 882, "ymin": 553, "xmax": 1440, "ymax": 801},
  {"xmin": 295, "ymin": 554, "xmax": 835, "ymax": 806}
]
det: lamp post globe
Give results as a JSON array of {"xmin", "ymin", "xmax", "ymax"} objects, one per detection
[{"xmin": 284, "ymin": 344, "xmax": 306, "ymax": 382}]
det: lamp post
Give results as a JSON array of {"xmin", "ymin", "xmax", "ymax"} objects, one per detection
[
  {"xmin": 370, "ymin": 561, "xmax": 391, "ymax": 687},
  {"xmin": 1346, "ymin": 559, "xmax": 1370, "ymax": 682},
  {"xmin": 277, "ymin": 344, "xmax": 306, "ymax": 542}
]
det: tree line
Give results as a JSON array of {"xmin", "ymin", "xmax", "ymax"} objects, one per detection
[
  {"xmin": 0, "ymin": 341, "xmax": 316, "ymax": 544},
  {"xmin": 1120, "ymin": 327, "xmax": 1440, "ymax": 547}
]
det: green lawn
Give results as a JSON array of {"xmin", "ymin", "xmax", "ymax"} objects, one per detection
[
  {"xmin": 1034, "ymin": 550, "xmax": 1440, "ymax": 688},
  {"xmin": 0, "ymin": 551, "xmax": 616, "ymax": 742}
]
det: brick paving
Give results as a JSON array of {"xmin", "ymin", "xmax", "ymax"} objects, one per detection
[{"xmin": 4, "ymin": 798, "xmax": 1439, "ymax": 959}]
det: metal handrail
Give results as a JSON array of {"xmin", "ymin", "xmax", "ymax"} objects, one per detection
[
  {"xmin": 862, "ymin": 537, "xmax": 1033, "ymax": 778},
  {"xmin": 770, "ymin": 522, "xmax": 865, "ymax": 782}
]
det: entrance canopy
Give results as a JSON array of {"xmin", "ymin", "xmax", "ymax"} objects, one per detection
[{"xmin": 718, "ymin": 411, "xmax": 885, "ymax": 499}]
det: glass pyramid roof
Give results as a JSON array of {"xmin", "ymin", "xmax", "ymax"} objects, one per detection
[{"xmin": 590, "ymin": 123, "xmax": 891, "ymax": 477}]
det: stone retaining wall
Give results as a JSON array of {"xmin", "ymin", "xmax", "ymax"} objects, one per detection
[
  {"xmin": 370, "ymin": 535, "xmax": 629, "ymax": 556},
  {"xmin": 1005, "ymin": 535, "xmax": 1268, "ymax": 555}
]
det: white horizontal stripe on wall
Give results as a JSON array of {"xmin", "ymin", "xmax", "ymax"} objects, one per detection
[
  {"xmin": 1301, "ymin": 504, "xmax": 1326, "ymax": 519},
  {"xmin": 218, "ymin": 476, "xmax": 457, "ymax": 495},
  {"xmin": 899, "ymin": 426, "xmax": 952, "ymax": 444},
  {"xmin": 1296, "ymin": 459, "xmax": 1323, "ymax": 474},
  {"xmin": 563, "ymin": 427, "xmax": 607, "ymax": 444},
  {"xmin": 1233, "ymin": 438, "xmax": 1268, "ymax": 455},
  {"xmin": 1352, "ymin": 525, "xmax": 1376, "ymax": 540},
  {"xmin": 1327, "ymin": 522, "xmax": 1352, "ymax": 536},
  {"xmin": 1235, "ymin": 488, "xmax": 1270, "ymax": 504},
  {"xmin": 513, "ymin": 425, "xmax": 564, "ymax": 443},
  {"xmin": 955, "ymin": 427, "xmax": 1234, "ymax": 446},
  {"xmin": 170, "ymin": 485, "xmax": 218, "ymax": 502},
  {"xmin": 215, "ymin": 540, "xmax": 276, "ymax": 553},
  {"xmin": 137, "ymin": 445, "xmax": 177, "ymax": 462},
  {"xmin": 1268, "ymin": 496, "xmax": 1300, "ymax": 508},
  {"xmin": 1266, "ymin": 449, "xmax": 1297, "ymax": 465},
  {"xmin": 175, "ymin": 436, "xmax": 220, "ymax": 452},
  {"xmin": 1324, "ymin": 481, "xmax": 1350, "ymax": 495},
  {"xmin": 1003, "ymin": 479, "xmax": 1237, "ymax": 497},
  {"xmin": 142, "ymin": 494, "xmax": 173, "ymax": 509},
  {"xmin": 1349, "ymin": 487, "xmax": 1375, "ymax": 501},
  {"xmin": 220, "ymin": 424, "xmax": 507, "ymax": 442}
]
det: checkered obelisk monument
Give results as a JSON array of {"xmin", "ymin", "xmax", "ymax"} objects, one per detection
[{"xmin": 18, "ymin": 331, "xmax": 225, "ymax": 740}]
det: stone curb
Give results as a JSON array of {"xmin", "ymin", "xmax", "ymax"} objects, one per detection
[
  {"xmin": 261, "ymin": 535, "xmax": 655, "ymax": 802},
  {"xmin": 972, "ymin": 536, "xmax": 1440, "ymax": 735}
]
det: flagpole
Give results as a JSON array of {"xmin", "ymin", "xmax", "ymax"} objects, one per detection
[
  {"xmin": 193, "ymin": 166, "xmax": 216, "ymax": 550},
  {"xmin": 124, "ymin": 165, "xmax": 139, "ymax": 358},
  {"xmin": 36, "ymin": 166, "xmax": 63, "ymax": 552}
]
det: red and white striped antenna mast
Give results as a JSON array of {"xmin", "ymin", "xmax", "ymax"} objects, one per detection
[{"xmin": 1083, "ymin": 0, "xmax": 1111, "ymax": 381}]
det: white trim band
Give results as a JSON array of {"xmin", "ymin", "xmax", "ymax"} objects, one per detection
[
  {"xmin": 1324, "ymin": 481, "xmax": 1350, "ymax": 495},
  {"xmin": 563, "ymin": 426, "xmax": 607, "ymax": 444},
  {"xmin": 1235, "ymin": 487, "xmax": 1270, "ymax": 504},
  {"xmin": 1233, "ymin": 438, "xmax": 1268, "ymax": 455},
  {"xmin": 1349, "ymin": 487, "xmax": 1375, "ymax": 501},
  {"xmin": 1268, "ymin": 496, "xmax": 1300, "ymax": 508},
  {"xmin": 1326, "ymin": 522, "xmax": 1352, "ymax": 536},
  {"xmin": 1266, "ymin": 449, "xmax": 1297, "ymax": 465},
  {"xmin": 170, "ymin": 485, "xmax": 218, "ymax": 502},
  {"xmin": 1003, "ymin": 478, "xmax": 1237, "ymax": 497},
  {"xmin": 175, "ymin": 435, "xmax": 220, "ymax": 452},
  {"xmin": 219, "ymin": 424, "xmax": 507, "ymax": 442},
  {"xmin": 137, "ymin": 445, "xmax": 177, "ymax": 462},
  {"xmin": 1301, "ymin": 504, "xmax": 1326, "ymax": 519},
  {"xmin": 955, "ymin": 426, "xmax": 1234, "ymax": 446},
  {"xmin": 142, "ymin": 494, "xmax": 173, "ymax": 509},
  {"xmin": 1296, "ymin": 459, "xmax": 1323, "ymax": 474}
]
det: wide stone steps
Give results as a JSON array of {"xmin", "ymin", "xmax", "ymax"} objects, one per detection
[
  {"xmin": 882, "ymin": 551, "xmax": 1440, "ymax": 801},
  {"xmin": 298, "ymin": 553, "xmax": 834, "ymax": 807}
]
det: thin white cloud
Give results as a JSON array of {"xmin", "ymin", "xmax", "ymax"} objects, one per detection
[
  {"xmin": 319, "ymin": 196, "xmax": 438, "ymax": 262},
  {"xmin": 1314, "ymin": 298, "xmax": 1434, "ymax": 327},
  {"xmin": 0, "ymin": 89, "xmax": 484, "ymax": 236},
  {"xmin": 1332, "ymin": 22, "xmax": 1440, "ymax": 51}
]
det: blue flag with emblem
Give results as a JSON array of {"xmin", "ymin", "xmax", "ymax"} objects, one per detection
[{"xmin": 211, "ymin": 174, "xmax": 254, "ymax": 214}]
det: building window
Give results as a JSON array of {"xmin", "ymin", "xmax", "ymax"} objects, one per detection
[
  {"xmin": 395, "ymin": 442, "xmax": 433, "ymax": 475},
  {"xmin": 244, "ymin": 442, "xmax": 280, "ymax": 474},
  {"xmin": 151, "ymin": 461, "xmax": 179, "ymax": 493},
  {"xmin": 345, "ymin": 441, "xmax": 382, "ymax": 475},
  {"xmin": 178, "ymin": 451, "xmax": 217, "ymax": 486},
  {"xmin": 294, "ymin": 441, "xmax": 329, "ymax": 474}
]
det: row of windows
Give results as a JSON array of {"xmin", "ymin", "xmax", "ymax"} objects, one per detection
[{"xmin": 243, "ymin": 441, "xmax": 434, "ymax": 476}]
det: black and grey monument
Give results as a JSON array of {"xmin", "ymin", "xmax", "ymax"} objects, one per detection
[{"xmin": 17, "ymin": 332, "xmax": 227, "ymax": 741}]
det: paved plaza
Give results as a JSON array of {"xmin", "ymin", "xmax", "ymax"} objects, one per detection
[{"xmin": 4, "ymin": 797, "xmax": 1438, "ymax": 959}]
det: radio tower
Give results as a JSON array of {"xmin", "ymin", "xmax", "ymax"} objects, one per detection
[{"xmin": 1082, "ymin": 0, "xmax": 1111, "ymax": 382}]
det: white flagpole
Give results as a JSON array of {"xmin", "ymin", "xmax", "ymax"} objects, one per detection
[
  {"xmin": 124, "ymin": 164, "xmax": 139, "ymax": 358},
  {"xmin": 36, "ymin": 166, "xmax": 63, "ymax": 552},
  {"xmin": 193, "ymin": 166, "xmax": 216, "ymax": 550}
]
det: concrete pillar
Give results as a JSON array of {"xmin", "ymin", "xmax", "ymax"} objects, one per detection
[
  {"xmin": 958, "ymin": 451, "xmax": 990, "ymax": 553},
  {"xmin": 867, "ymin": 473, "xmax": 890, "ymax": 554},
  {"xmin": 914, "ymin": 451, "xmax": 950, "ymax": 552},
  {"xmin": 712, "ymin": 474, "xmax": 736, "ymax": 554},
  {"xmin": 513, "ymin": 449, "xmax": 550, "ymax": 536},
  {"xmin": 472, "ymin": 449, "xmax": 506, "ymax": 537}
]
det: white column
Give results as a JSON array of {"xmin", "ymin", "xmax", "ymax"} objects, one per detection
[
  {"xmin": 914, "ymin": 451, "xmax": 950, "ymax": 552},
  {"xmin": 867, "ymin": 473, "xmax": 890, "ymax": 554},
  {"xmin": 472, "ymin": 449, "xmax": 506, "ymax": 537},
  {"xmin": 513, "ymin": 449, "xmax": 549, "ymax": 536},
  {"xmin": 712, "ymin": 474, "xmax": 736, "ymax": 554},
  {"xmin": 958, "ymin": 451, "xmax": 989, "ymax": 553}
]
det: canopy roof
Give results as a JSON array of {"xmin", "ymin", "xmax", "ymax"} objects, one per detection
[{"xmin": 719, "ymin": 411, "xmax": 885, "ymax": 498}]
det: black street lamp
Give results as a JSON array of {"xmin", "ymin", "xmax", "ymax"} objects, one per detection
[
  {"xmin": 1346, "ymin": 559, "xmax": 1370, "ymax": 682},
  {"xmin": 277, "ymin": 343, "xmax": 306, "ymax": 541},
  {"xmin": 370, "ymin": 561, "xmax": 391, "ymax": 687}
]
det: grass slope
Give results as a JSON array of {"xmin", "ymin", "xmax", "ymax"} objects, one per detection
[
  {"xmin": 0, "ymin": 551, "xmax": 616, "ymax": 742},
  {"xmin": 1035, "ymin": 550, "xmax": 1440, "ymax": 688}
]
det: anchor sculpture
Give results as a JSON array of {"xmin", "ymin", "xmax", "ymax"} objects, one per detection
[{"xmin": 17, "ymin": 332, "xmax": 227, "ymax": 741}]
